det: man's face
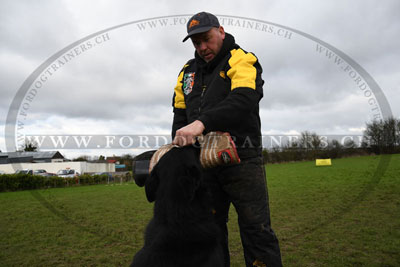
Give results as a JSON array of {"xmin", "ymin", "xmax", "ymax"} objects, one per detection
[{"xmin": 191, "ymin": 27, "xmax": 225, "ymax": 62}]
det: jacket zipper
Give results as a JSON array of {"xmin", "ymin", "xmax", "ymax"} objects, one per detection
[{"xmin": 199, "ymin": 85, "xmax": 207, "ymax": 114}]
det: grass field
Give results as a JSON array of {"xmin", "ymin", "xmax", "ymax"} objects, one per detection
[{"xmin": 0, "ymin": 154, "xmax": 399, "ymax": 266}]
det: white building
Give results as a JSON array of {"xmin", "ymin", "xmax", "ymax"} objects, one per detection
[{"xmin": 0, "ymin": 151, "xmax": 115, "ymax": 174}]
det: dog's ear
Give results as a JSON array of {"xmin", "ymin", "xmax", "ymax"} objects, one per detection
[
  {"xmin": 179, "ymin": 165, "xmax": 201, "ymax": 201},
  {"xmin": 145, "ymin": 167, "xmax": 159, "ymax": 202}
]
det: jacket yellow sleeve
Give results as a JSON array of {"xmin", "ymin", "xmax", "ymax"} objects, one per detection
[
  {"xmin": 172, "ymin": 63, "xmax": 189, "ymax": 138},
  {"xmin": 227, "ymin": 48, "xmax": 257, "ymax": 90},
  {"xmin": 172, "ymin": 65, "xmax": 188, "ymax": 109}
]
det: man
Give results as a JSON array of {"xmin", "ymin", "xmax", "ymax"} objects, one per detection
[{"xmin": 171, "ymin": 12, "xmax": 282, "ymax": 267}]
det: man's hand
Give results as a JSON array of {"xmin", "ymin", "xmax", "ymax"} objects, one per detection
[{"xmin": 172, "ymin": 120, "xmax": 205, "ymax": 147}]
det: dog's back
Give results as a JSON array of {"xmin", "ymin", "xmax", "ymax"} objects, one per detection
[{"xmin": 131, "ymin": 147, "xmax": 224, "ymax": 267}]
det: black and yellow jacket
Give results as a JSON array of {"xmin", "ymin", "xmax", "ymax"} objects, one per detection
[{"xmin": 172, "ymin": 33, "xmax": 264, "ymax": 152}]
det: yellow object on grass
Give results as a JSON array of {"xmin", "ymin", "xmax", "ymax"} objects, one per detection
[{"xmin": 316, "ymin": 159, "xmax": 332, "ymax": 166}]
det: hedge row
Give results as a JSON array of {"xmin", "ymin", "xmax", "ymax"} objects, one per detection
[{"xmin": 0, "ymin": 174, "xmax": 115, "ymax": 192}]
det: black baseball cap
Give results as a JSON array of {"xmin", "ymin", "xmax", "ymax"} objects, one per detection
[{"xmin": 182, "ymin": 12, "xmax": 220, "ymax": 42}]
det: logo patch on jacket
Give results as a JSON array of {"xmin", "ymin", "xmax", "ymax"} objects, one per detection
[{"xmin": 183, "ymin": 72, "xmax": 195, "ymax": 95}]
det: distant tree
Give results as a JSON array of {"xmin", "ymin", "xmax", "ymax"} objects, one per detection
[
  {"xmin": 299, "ymin": 131, "xmax": 322, "ymax": 159},
  {"xmin": 288, "ymin": 138, "xmax": 300, "ymax": 149},
  {"xmin": 22, "ymin": 139, "xmax": 38, "ymax": 152},
  {"xmin": 73, "ymin": 155, "xmax": 90, "ymax": 161},
  {"xmin": 311, "ymin": 133, "xmax": 322, "ymax": 149},
  {"xmin": 270, "ymin": 146, "xmax": 282, "ymax": 163},
  {"xmin": 262, "ymin": 148, "xmax": 269, "ymax": 163},
  {"xmin": 99, "ymin": 155, "xmax": 105, "ymax": 161},
  {"xmin": 383, "ymin": 117, "xmax": 397, "ymax": 152},
  {"xmin": 363, "ymin": 120, "xmax": 384, "ymax": 154},
  {"xmin": 300, "ymin": 131, "xmax": 313, "ymax": 151},
  {"xmin": 363, "ymin": 117, "xmax": 399, "ymax": 154},
  {"xmin": 397, "ymin": 119, "xmax": 400, "ymax": 147},
  {"xmin": 281, "ymin": 140, "xmax": 303, "ymax": 162},
  {"xmin": 120, "ymin": 154, "xmax": 134, "ymax": 171},
  {"xmin": 331, "ymin": 139, "xmax": 342, "ymax": 149},
  {"xmin": 325, "ymin": 139, "xmax": 342, "ymax": 159},
  {"xmin": 343, "ymin": 139, "xmax": 356, "ymax": 149}
]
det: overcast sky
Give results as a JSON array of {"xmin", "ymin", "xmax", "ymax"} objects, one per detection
[{"xmin": 1, "ymin": 0, "xmax": 399, "ymax": 159}]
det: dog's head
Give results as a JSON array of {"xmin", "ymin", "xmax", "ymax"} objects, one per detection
[
  {"xmin": 145, "ymin": 146, "xmax": 202, "ymax": 203},
  {"xmin": 132, "ymin": 150, "xmax": 156, "ymax": 187}
]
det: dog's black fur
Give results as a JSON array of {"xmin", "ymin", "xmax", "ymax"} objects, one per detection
[{"xmin": 130, "ymin": 146, "xmax": 224, "ymax": 267}]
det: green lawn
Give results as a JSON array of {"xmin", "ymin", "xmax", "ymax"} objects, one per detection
[{"xmin": 0, "ymin": 154, "xmax": 399, "ymax": 266}]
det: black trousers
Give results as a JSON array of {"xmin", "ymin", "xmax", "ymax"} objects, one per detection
[{"xmin": 203, "ymin": 156, "xmax": 282, "ymax": 267}]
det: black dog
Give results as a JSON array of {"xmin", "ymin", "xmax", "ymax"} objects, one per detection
[{"xmin": 130, "ymin": 146, "xmax": 224, "ymax": 267}]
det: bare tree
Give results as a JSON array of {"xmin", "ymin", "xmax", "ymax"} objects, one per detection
[
  {"xmin": 363, "ymin": 120, "xmax": 383, "ymax": 153},
  {"xmin": 397, "ymin": 119, "xmax": 400, "ymax": 147},
  {"xmin": 383, "ymin": 117, "xmax": 397, "ymax": 152},
  {"xmin": 300, "ymin": 131, "xmax": 312, "ymax": 151},
  {"xmin": 311, "ymin": 133, "xmax": 322, "ymax": 149},
  {"xmin": 22, "ymin": 139, "xmax": 38, "ymax": 152},
  {"xmin": 362, "ymin": 117, "xmax": 400, "ymax": 154}
]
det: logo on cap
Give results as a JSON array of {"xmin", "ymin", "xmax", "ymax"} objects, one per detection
[{"xmin": 189, "ymin": 19, "xmax": 200, "ymax": 29}]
